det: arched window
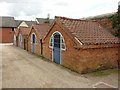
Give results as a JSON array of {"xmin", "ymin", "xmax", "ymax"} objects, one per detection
[
  {"xmin": 49, "ymin": 32, "xmax": 66, "ymax": 50},
  {"xmin": 49, "ymin": 36, "xmax": 53, "ymax": 47},
  {"xmin": 19, "ymin": 34, "xmax": 22, "ymax": 42},
  {"xmin": 61, "ymin": 36, "xmax": 66, "ymax": 50},
  {"xmin": 31, "ymin": 33, "xmax": 37, "ymax": 44}
]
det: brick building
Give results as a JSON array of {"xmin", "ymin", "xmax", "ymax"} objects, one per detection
[
  {"xmin": 28, "ymin": 24, "xmax": 50, "ymax": 55},
  {"xmin": 13, "ymin": 28, "xmax": 19, "ymax": 46},
  {"xmin": 18, "ymin": 27, "xmax": 30, "ymax": 50},
  {"xmin": 36, "ymin": 18, "xmax": 53, "ymax": 24},
  {"xmin": 0, "ymin": 16, "xmax": 16, "ymax": 43},
  {"xmin": 13, "ymin": 20, "xmax": 36, "ymax": 46},
  {"xmin": 43, "ymin": 16, "xmax": 120, "ymax": 73}
]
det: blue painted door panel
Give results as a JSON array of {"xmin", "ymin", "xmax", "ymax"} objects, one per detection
[
  {"xmin": 32, "ymin": 43, "xmax": 35, "ymax": 53},
  {"xmin": 32, "ymin": 34, "xmax": 36, "ymax": 53},
  {"xmin": 20, "ymin": 41, "xmax": 22, "ymax": 48},
  {"xmin": 53, "ymin": 33, "xmax": 60, "ymax": 64},
  {"xmin": 19, "ymin": 34, "xmax": 22, "ymax": 48},
  {"xmin": 53, "ymin": 47, "xmax": 60, "ymax": 64}
]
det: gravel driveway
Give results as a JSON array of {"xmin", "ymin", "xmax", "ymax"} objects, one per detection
[{"xmin": 1, "ymin": 44, "xmax": 118, "ymax": 88}]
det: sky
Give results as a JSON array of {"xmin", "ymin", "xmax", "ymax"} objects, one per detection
[{"xmin": 0, "ymin": 0, "xmax": 120, "ymax": 20}]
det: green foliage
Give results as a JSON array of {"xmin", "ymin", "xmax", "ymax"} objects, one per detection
[
  {"xmin": 115, "ymin": 25, "xmax": 120, "ymax": 36},
  {"xmin": 109, "ymin": 13, "xmax": 120, "ymax": 36},
  {"xmin": 88, "ymin": 69, "xmax": 118, "ymax": 77}
]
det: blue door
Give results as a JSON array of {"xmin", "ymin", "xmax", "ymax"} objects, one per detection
[
  {"xmin": 53, "ymin": 33, "xmax": 60, "ymax": 64},
  {"xmin": 32, "ymin": 34, "xmax": 36, "ymax": 53},
  {"xmin": 19, "ymin": 34, "xmax": 22, "ymax": 48}
]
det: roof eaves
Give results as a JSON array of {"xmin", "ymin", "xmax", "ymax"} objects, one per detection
[
  {"xmin": 74, "ymin": 37, "xmax": 83, "ymax": 45},
  {"xmin": 55, "ymin": 18, "xmax": 78, "ymax": 45}
]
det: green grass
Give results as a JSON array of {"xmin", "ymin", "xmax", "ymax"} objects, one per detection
[
  {"xmin": 88, "ymin": 69, "xmax": 119, "ymax": 77},
  {"xmin": 37, "ymin": 55, "xmax": 51, "ymax": 62}
]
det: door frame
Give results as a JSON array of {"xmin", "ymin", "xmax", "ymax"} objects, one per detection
[
  {"xmin": 19, "ymin": 33, "xmax": 22, "ymax": 48},
  {"xmin": 31, "ymin": 33, "xmax": 36, "ymax": 53},
  {"xmin": 13, "ymin": 34, "xmax": 16, "ymax": 45},
  {"xmin": 52, "ymin": 31, "xmax": 63, "ymax": 64},
  {"xmin": 24, "ymin": 39, "xmax": 26, "ymax": 50}
]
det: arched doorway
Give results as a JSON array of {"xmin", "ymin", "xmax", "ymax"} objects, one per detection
[
  {"xmin": 53, "ymin": 32, "xmax": 61, "ymax": 64},
  {"xmin": 32, "ymin": 33, "xmax": 36, "ymax": 53},
  {"xmin": 19, "ymin": 34, "xmax": 22, "ymax": 48},
  {"xmin": 50, "ymin": 31, "xmax": 66, "ymax": 64},
  {"xmin": 13, "ymin": 34, "xmax": 16, "ymax": 45}
]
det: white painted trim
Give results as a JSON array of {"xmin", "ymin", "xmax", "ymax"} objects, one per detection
[
  {"xmin": 19, "ymin": 33, "xmax": 22, "ymax": 48},
  {"xmin": 92, "ymin": 82, "xmax": 117, "ymax": 88},
  {"xmin": 31, "ymin": 32, "xmax": 37, "ymax": 44},
  {"xmin": 13, "ymin": 34, "xmax": 16, "ymax": 45},
  {"xmin": 51, "ymin": 31, "xmax": 66, "ymax": 64},
  {"xmin": 0, "ymin": 43, "xmax": 13, "ymax": 45},
  {"xmin": 61, "ymin": 36, "xmax": 66, "ymax": 51},
  {"xmin": 19, "ymin": 33, "xmax": 22, "ymax": 43},
  {"xmin": 31, "ymin": 32, "xmax": 37, "ymax": 53},
  {"xmin": 18, "ymin": 21, "xmax": 29, "ymax": 28},
  {"xmin": 74, "ymin": 37, "xmax": 83, "ymax": 45},
  {"xmin": 49, "ymin": 36, "xmax": 53, "ymax": 49}
]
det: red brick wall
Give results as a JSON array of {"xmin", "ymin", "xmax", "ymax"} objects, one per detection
[
  {"xmin": 28, "ymin": 28, "xmax": 41, "ymax": 55},
  {"xmin": 43, "ymin": 22, "xmax": 119, "ymax": 73},
  {"xmin": 18, "ymin": 33, "xmax": 28, "ymax": 50},
  {"xmin": 0, "ymin": 28, "xmax": 14, "ymax": 43}
]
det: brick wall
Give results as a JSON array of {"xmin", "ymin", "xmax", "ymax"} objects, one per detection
[
  {"xmin": 0, "ymin": 28, "xmax": 14, "ymax": 43},
  {"xmin": 43, "ymin": 22, "xmax": 119, "ymax": 73},
  {"xmin": 17, "ymin": 33, "xmax": 28, "ymax": 50},
  {"xmin": 28, "ymin": 28, "xmax": 41, "ymax": 55}
]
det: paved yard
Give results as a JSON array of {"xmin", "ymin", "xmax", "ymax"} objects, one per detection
[{"xmin": 0, "ymin": 44, "xmax": 119, "ymax": 88}]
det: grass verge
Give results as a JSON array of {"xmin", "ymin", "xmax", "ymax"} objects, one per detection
[{"xmin": 88, "ymin": 69, "xmax": 119, "ymax": 77}]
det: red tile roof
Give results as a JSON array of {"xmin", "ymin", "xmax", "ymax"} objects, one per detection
[
  {"xmin": 19, "ymin": 27, "xmax": 30, "ymax": 35},
  {"xmin": 97, "ymin": 17, "xmax": 116, "ymax": 34},
  {"xmin": 33, "ymin": 24, "xmax": 50, "ymax": 38},
  {"xmin": 55, "ymin": 16, "xmax": 119, "ymax": 45}
]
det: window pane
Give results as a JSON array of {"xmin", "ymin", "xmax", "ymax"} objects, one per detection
[
  {"xmin": 61, "ymin": 37, "xmax": 66, "ymax": 49},
  {"xmin": 54, "ymin": 34, "xmax": 60, "ymax": 48},
  {"xmin": 49, "ymin": 37, "xmax": 53, "ymax": 47},
  {"xmin": 61, "ymin": 43, "xmax": 65, "ymax": 49}
]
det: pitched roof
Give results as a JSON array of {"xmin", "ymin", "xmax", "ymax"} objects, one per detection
[
  {"xmin": 55, "ymin": 16, "xmax": 119, "ymax": 45},
  {"xmin": 25, "ymin": 21, "xmax": 36, "ymax": 27},
  {"xmin": 83, "ymin": 12, "xmax": 116, "ymax": 20},
  {"xmin": 0, "ymin": 16, "xmax": 16, "ymax": 28},
  {"xmin": 36, "ymin": 18, "xmax": 54, "ymax": 24},
  {"xmin": 19, "ymin": 27, "xmax": 30, "ymax": 35},
  {"xmin": 15, "ymin": 20, "xmax": 23, "ymax": 27},
  {"xmin": 96, "ymin": 17, "xmax": 116, "ymax": 34},
  {"xmin": 15, "ymin": 20, "xmax": 36, "ymax": 27},
  {"xmin": 32, "ymin": 24, "xmax": 50, "ymax": 38}
]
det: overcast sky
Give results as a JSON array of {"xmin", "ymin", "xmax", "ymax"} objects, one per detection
[{"xmin": 0, "ymin": 0, "xmax": 119, "ymax": 20}]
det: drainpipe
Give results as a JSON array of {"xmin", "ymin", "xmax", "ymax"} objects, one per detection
[
  {"xmin": 40, "ymin": 39, "xmax": 43, "ymax": 55},
  {"xmin": 26, "ymin": 36, "xmax": 28, "ymax": 51}
]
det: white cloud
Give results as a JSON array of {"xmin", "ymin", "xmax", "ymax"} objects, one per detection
[
  {"xmin": 0, "ymin": 2, "xmax": 13, "ymax": 16},
  {"xmin": 0, "ymin": 0, "xmax": 119, "ymax": 20}
]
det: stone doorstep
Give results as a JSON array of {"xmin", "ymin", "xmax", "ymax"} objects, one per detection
[{"xmin": 92, "ymin": 82, "xmax": 117, "ymax": 88}]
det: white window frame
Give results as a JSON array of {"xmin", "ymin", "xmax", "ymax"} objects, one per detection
[
  {"xmin": 31, "ymin": 32, "xmax": 37, "ymax": 44},
  {"xmin": 19, "ymin": 33, "xmax": 22, "ymax": 42},
  {"xmin": 49, "ymin": 31, "xmax": 66, "ymax": 51}
]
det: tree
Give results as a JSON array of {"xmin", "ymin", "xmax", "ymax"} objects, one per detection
[{"xmin": 109, "ymin": 13, "xmax": 120, "ymax": 36}]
